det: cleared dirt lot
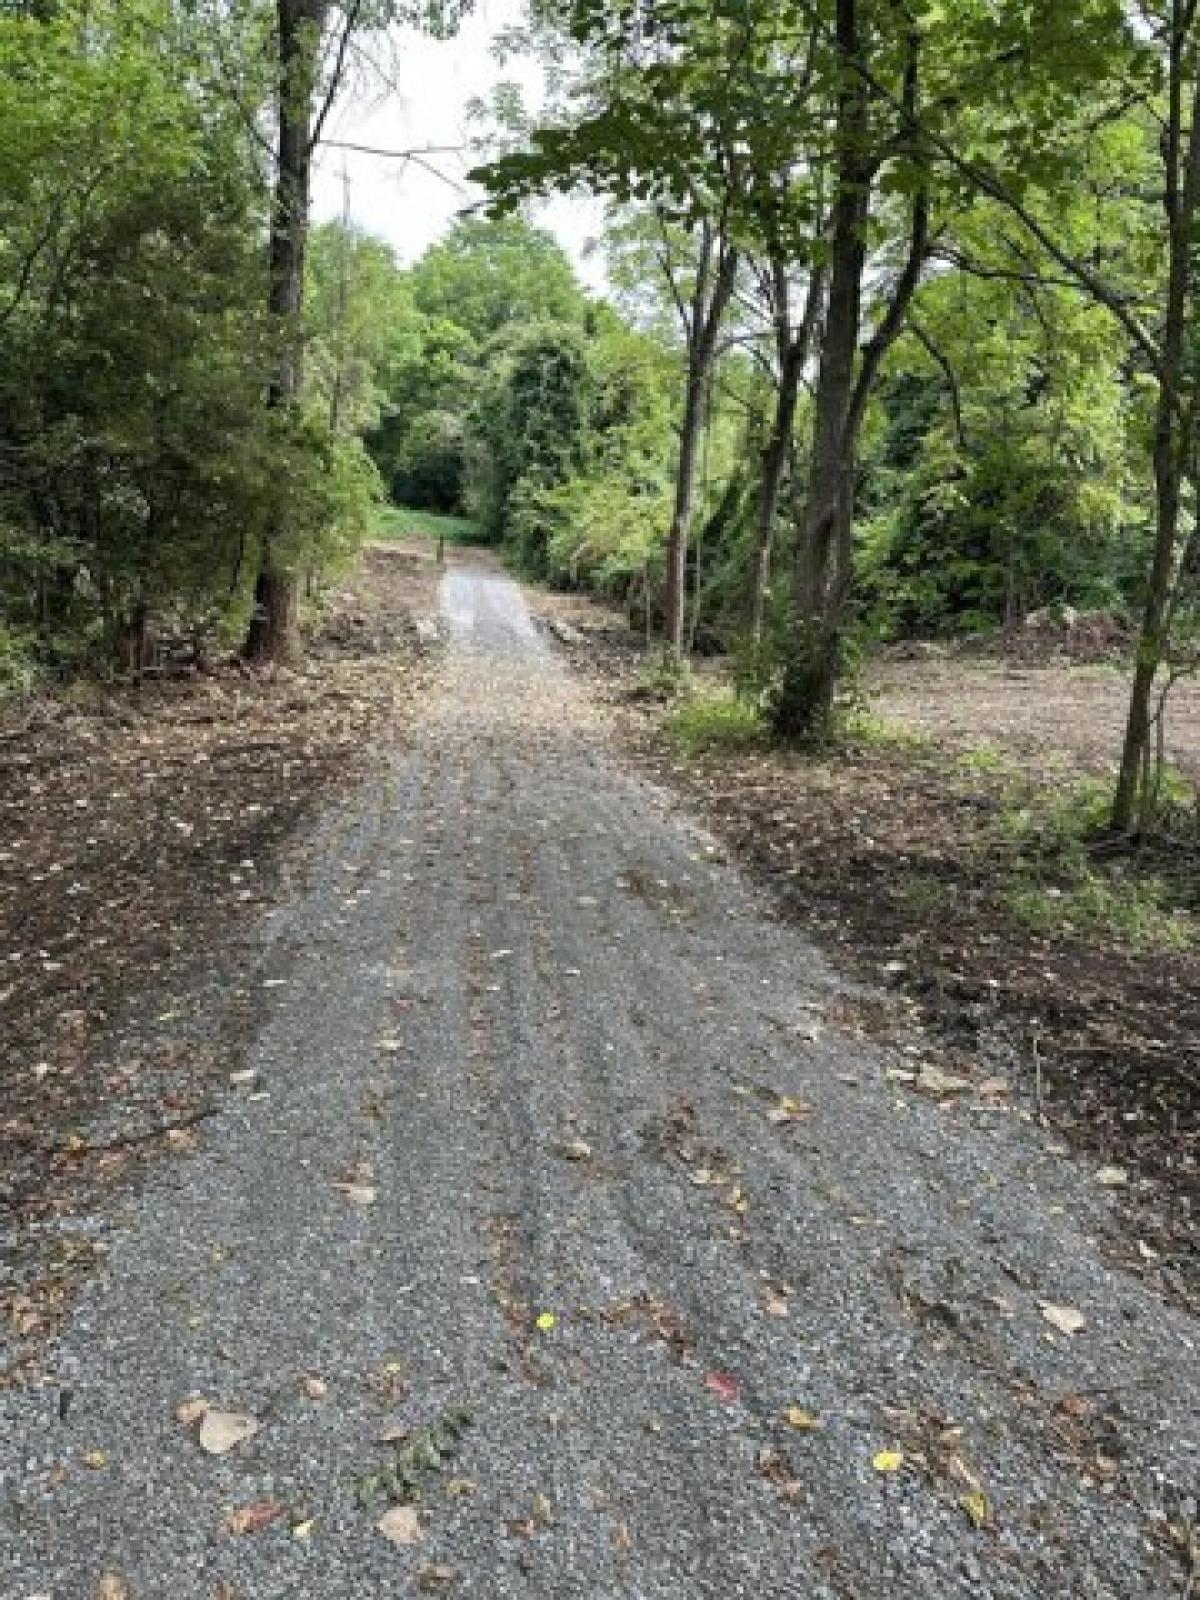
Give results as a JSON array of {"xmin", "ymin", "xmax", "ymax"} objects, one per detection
[{"xmin": 872, "ymin": 651, "xmax": 1200, "ymax": 782}]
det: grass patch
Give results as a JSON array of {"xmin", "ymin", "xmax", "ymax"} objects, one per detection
[
  {"xmin": 958, "ymin": 741, "xmax": 1014, "ymax": 776},
  {"xmin": 838, "ymin": 706, "xmax": 928, "ymax": 751},
  {"xmin": 667, "ymin": 690, "xmax": 765, "ymax": 755},
  {"xmin": 375, "ymin": 505, "xmax": 478, "ymax": 545},
  {"xmin": 898, "ymin": 875, "xmax": 958, "ymax": 916},
  {"xmin": 1008, "ymin": 872, "xmax": 1193, "ymax": 952},
  {"xmin": 998, "ymin": 775, "xmax": 1196, "ymax": 950}
]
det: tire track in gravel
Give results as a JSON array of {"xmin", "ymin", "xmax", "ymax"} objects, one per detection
[{"xmin": 2, "ymin": 559, "xmax": 1196, "ymax": 1600}]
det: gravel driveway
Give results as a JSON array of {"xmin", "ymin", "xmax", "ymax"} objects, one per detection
[{"xmin": 2, "ymin": 563, "xmax": 1197, "ymax": 1598}]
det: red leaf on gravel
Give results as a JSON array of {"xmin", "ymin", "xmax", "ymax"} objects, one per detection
[
  {"xmin": 225, "ymin": 1499, "xmax": 287, "ymax": 1535},
  {"xmin": 705, "ymin": 1370, "xmax": 740, "ymax": 1404}
]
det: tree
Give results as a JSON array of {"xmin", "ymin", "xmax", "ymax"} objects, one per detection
[
  {"xmin": 243, "ymin": 0, "xmax": 475, "ymax": 662},
  {"xmin": 408, "ymin": 215, "xmax": 587, "ymax": 341}
]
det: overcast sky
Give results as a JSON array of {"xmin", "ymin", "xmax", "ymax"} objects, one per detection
[{"xmin": 311, "ymin": 1, "xmax": 606, "ymax": 288}]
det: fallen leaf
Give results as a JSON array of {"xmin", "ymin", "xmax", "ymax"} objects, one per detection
[
  {"xmin": 378, "ymin": 1505, "xmax": 424, "ymax": 1546},
  {"xmin": 301, "ymin": 1376, "xmax": 328, "ymax": 1400},
  {"xmin": 560, "ymin": 1139, "xmax": 593, "ymax": 1162},
  {"xmin": 916, "ymin": 1066, "xmax": 973, "ymax": 1097},
  {"xmin": 198, "ymin": 1410, "xmax": 260, "ymax": 1456},
  {"xmin": 535, "ymin": 1312, "xmax": 557, "ymax": 1332},
  {"xmin": 767, "ymin": 1096, "xmax": 812, "ymax": 1125},
  {"xmin": 418, "ymin": 1564, "xmax": 458, "ymax": 1589},
  {"xmin": 705, "ymin": 1370, "xmax": 740, "ymax": 1404},
  {"xmin": 292, "ymin": 1519, "xmax": 316, "ymax": 1541},
  {"xmin": 960, "ymin": 1489, "xmax": 992, "ymax": 1528},
  {"xmin": 1057, "ymin": 1393, "xmax": 1094, "ymax": 1420},
  {"xmin": 333, "ymin": 1182, "xmax": 377, "ymax": 1207},
  {"xmin": 1039, "ymin": 1301, "xmax": 1086, "ymax": 1337},
  {"xmin": 225, "ymin": 1500, "xmax": 286, "ymax": 1536},
  {"xmin": 83, "ymin": 1449, "xmax": 108, "ymax": 1469},
  {"xmin": 98, "ymin": 1577, "xmax": 129, "ymax": 1599},
  {"xmin": 1094, "ymin": 1166, "xmax": 1128, "ymax": 1188},
  {"xmin": 445, "ymin": 1478, "xmax": 477, "ymax": 1497},
  {"xmin": 784, "ymin": 1407, "xmax": 822, "ymax": 1431},
  {"xmin": 175, "ymin": 1396, "xmax": 210, "ymax": 1427},
  {"xmin": 872, "ymin": 1449, "xmax": 905, "ymax": 1474},
  {"xmin": 762, "ymin": 1292, "xmax": 789, "ymax": 1319}
]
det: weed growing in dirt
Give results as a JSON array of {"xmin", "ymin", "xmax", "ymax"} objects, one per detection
[
  {"xmin": 1000, "ymin": 777, "xmax": 1196, "ymax": 950},
  {"xmin": 641, "ymin": 652, "xmax": 694, "ymax": 700},
  {"xmin": 837, "ymin": 706, "xmax": 929, "ymax": 751},
  {"xmin": 667, "ymin": 691, "xmax": 764, "ymax": 754},
  {"xmin": 959, "ymin": 742, "xmax": 1014, "ymax": 776},
  {"xmin": 1008, "ymin": 872, "xmax": 1193, "ymax": 951},
  {"xmin": 899, "ymin": 875, "xmax": 958, "ymax": 915}
]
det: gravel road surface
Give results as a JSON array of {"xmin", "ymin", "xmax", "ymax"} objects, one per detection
[{"xmin": 2, "ymin": 563, "xmax": 1196, "ymax": 1598}]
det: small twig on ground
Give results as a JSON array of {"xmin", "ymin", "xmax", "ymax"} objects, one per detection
[
  {"xmin": 84, "ymin": 1105, "xmax": 217, "ymax": 1155},
  {"xmin": 1032, "ymin": 1032, "xmax": 1045, "ymax": 1119}
]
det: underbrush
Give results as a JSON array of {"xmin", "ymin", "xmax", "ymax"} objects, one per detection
[
  {"xmin": 999, "ymin": 777, "xmax": 1197, "ymax": 951},
  {"xmin": 666, "ymin": 689, "xmax": 766, "ymax": 754}
]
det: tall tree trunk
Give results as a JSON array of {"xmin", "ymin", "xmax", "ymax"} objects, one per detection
[
  {"xmin": 663, "ymin": 228, "xmax": 738, "ymax": 661},
  {"xmin": 244, "ymin": 0, "xmax": 329, "ymax": 665},
  {"xmin": 1112, "ymin": 25, "xmax": 1200, "ymax": 831},
  {"xmin": 773, "ymin": 0, "xmax": 870, "ymax": 738},
  {"xmin": 773, "ymin": 15, "xmax": 928, "ymax": 739},
  {"xmin": 664, "ymin": 357, "xmax": 709, "ymax": 660},
  {"xmin": 750, "ymin": 258, "xmax": 826, "ymax": 642}
]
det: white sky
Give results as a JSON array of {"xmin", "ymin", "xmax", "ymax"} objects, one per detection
[{"xmin": 311, "ymin": 1, "xmax": 606, "ymax": 289}]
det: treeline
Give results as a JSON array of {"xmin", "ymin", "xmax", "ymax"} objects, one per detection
[
  {"xmin": 459, "ymin": 0, "xmax": 1200, "ymax": 835},
  {"xmin": 5, "ymin": 0, "xmax": 1198, "ymax": 837},
  {"xmin": 0, "ymin": 0, "xmax": 428, "ymax": 689}
]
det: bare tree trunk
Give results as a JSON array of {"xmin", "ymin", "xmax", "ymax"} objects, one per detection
[
  {"xmin": 663, "ymin": 227, "xmax": 738, "ymax": 661},
  {"xmin": 773, "ymin": 0, "xmax": 870, "ymax": 738},
  {"xmin": 750, "ymin": 258, "xmax": 826, "ymax": 641},
  {"xmin": 244, "ymin": 0, "xmax": 330, "ymax": 665},
  {"xmin": 774, "ymin": 13, "xmax": 928, "ymax": 739},
  {"xmin": 1112, "ymin": 20, "xmax": 1200, "ymax": 831}
]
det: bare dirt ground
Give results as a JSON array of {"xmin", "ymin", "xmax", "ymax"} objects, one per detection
[
  {"xmin": 2, "ymin": 557, "xmax": 1197, "ymax": 1599},
  {"xmin": 528, "ymin": 591, "xmax": 1199, "ymax": 1308},
  {"xmin": 0, "ymin": 542, "xmax": 440, "ymax": 1386},
  {"xmin": 872, "ymin": 652, "xmax": 1200, "ymax": 782}
]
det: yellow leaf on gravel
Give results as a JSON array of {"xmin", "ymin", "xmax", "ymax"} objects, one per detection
[
  {"xmin": 98, "ymin": 1576, "xmax": 128, "ymax": 1599},
  {"xmin": 83, "ymin": 1449, "xmax": 107, "ymax": 1469},
  {"xmin": 960, "ymin": 1489, "xmax": 993, "ymax": 1528},
  {"xmin": 535, "ymin": 1312, "xmax": 557, "ymax": 1332},
  {"xmin": 784, "ymin": 1407, "xmax": 822, "ymax": 1431},
  {"xmin": 872, "ymin": 1449, "xmax": 905, "ymax": 1474}
]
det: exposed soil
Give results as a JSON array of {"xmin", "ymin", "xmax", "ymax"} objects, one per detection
[
  {"xmin": 0, "ymin": 542, "xmax": 442, "ymax": 1384},
  {"xmin": 528, "ymin": 590, "xmax": 1199, "ymax": 1309}
]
